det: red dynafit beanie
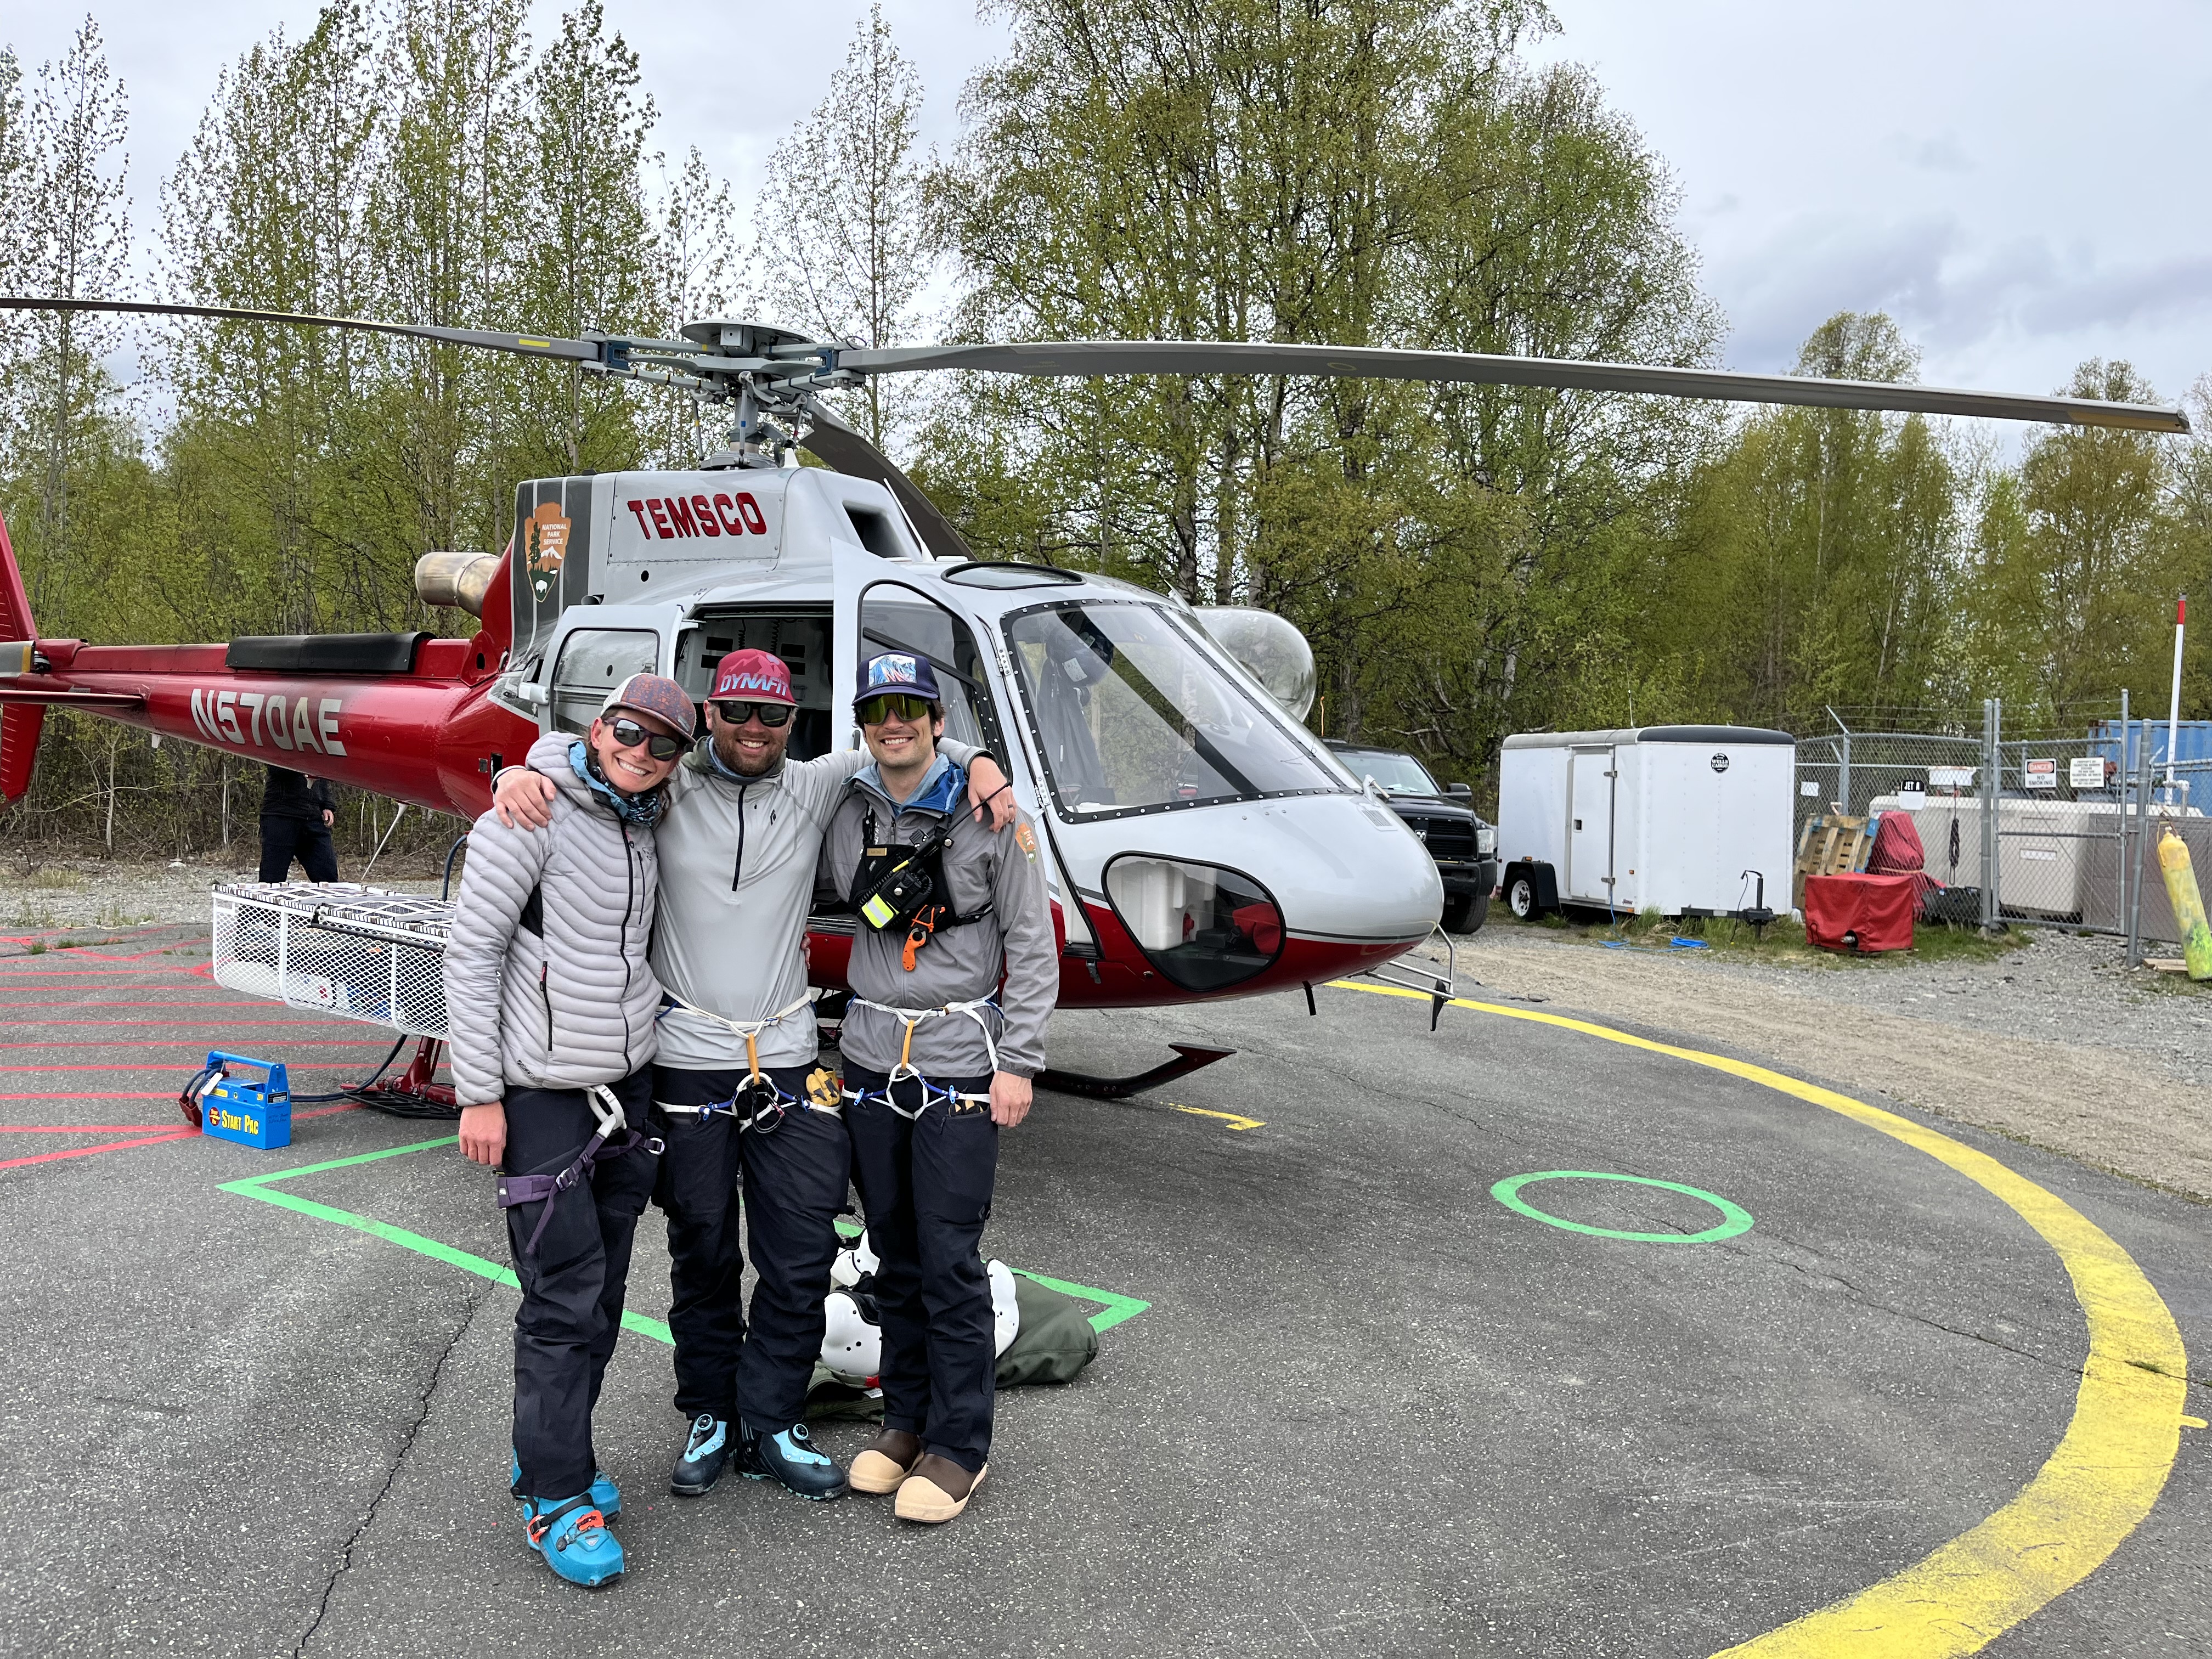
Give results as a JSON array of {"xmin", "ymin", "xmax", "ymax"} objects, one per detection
[{"xmin": 710, "ymin": 648, "xmax": 796, "ymax": 704}]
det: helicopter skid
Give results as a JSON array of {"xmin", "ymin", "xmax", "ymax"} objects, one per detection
[{"xmin": 1035, "ymin": 1042, "xmax": 1236, "ymax": 1101}]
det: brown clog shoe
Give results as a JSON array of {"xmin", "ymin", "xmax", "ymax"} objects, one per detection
[
  {"xmin": 849, "ymin": 1429, "xmax": 923, "ymax": 1495},
  {"xmin": 893, "ymin": 1454, "xmax": 986, "ymax": 1523}
]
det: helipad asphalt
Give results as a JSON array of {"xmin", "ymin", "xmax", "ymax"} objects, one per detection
[{"xmin": 1, "ymin": 918, "xmax": 2206, "ymax": 1657}]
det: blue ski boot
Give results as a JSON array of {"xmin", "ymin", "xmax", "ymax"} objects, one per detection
[
  {"xmin": 511, "ymin": 1449, "xmax": 619, "ymax": 1519},
  {"xmin": 741, "ymin": 1420, "xmax": 849, "ymax": 1501},
  {"xmin": 517, "ymin": 1492, "xmax": 624, "ymax": 1589},
  {"xmin": 670, "ymin": 1414, "xmax": 731, "ymax": 1497}
]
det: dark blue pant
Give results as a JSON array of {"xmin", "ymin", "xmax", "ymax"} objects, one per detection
[
  {"xmin": 257, "ymin": 815, "xmax": 336, "ymax": 882},
  {"xmin": 653, "ymin": 1063, "xmax": 851, "ymax": 1433},
  {"xmin": 843, "ymin": 1066, "xmax": 998, "ymax": 1473},
  {"xmin": 502, "ymin": 1070, "xmax": 657, "ymax": 1501}
]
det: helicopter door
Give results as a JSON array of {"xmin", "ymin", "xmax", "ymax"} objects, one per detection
[{"xmin": 537, "ymin": 603, "xmax": 689, "ymax": 736}]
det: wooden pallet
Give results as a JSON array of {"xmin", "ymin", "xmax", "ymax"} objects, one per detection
[{"xmin": 1795, "ymin": 812, "xmax": 1872, "ymax": 887}]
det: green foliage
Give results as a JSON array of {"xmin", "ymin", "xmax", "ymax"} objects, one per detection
[
  {"xmin": 1654, "ymin": 314, "xmax": 1967, "ymax": 729},
  {"xmin": 0, "ymin": 0, "xmax": 2206, "ymax": 861}
]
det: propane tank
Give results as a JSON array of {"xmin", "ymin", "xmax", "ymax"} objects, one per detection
[
  {"xmin": 413, "ymin": 549, "xmax": 501, "ymax": 617},
  {"xmin": 2156, "ymin": 827, "xmax": 2212, "ymax": 980}
]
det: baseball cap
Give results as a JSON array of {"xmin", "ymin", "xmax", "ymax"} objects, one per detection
[
  {"xmin": 854, "ymin": 650, "xmax": 941, "ymax": 703},
  {"xmin": 710, "ymin": 648, "xmax": 797, "ymax": 705},
  {"xmin": 601, "ymin": 673, "xmax": 697, "ymax": 739}
]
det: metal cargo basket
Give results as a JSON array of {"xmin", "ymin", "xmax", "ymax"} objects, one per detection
[{"xmin": 211, "ymin": 883, "xmax": 454, "ymax": 1037}]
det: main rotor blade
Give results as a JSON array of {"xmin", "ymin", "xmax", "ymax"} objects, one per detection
[
  {"xmin": 0, "ymin": 295, "xmax": 604, "ymax": 362},
  {"xmin": 836, "ymin": 340, "xmax": 2191, "ymax": 433},
  {"xmin": 798, "ymin": 404, "xmax": 974, "ymax": 562}
]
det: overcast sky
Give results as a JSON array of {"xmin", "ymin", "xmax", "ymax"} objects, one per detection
[{"xmin": 8, "ymin": 0, "xmax": 2209, "ymax": 411}]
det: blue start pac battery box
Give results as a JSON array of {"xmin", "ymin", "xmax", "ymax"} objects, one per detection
[{"xmin": 196, "ymin": 1052, "xmax": 293, "ymax": 1150}]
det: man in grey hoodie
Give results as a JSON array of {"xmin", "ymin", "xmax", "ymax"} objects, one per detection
[
  {"xmin": 447, "ymin": 673, "xmax": 692, "ymax": 1590},
  {"xmin": 493, "ymin": 649, "xmax": 1013, "ymax": 1503},
  {"xmin": 826, "ymin": 651, "xmax": 1057, "ymax": 1526}
]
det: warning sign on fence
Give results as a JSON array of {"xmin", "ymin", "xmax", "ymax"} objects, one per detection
[
  {"xmin": 2024, "ymin": 758, "xmax": 2058, "ymax": 790},
  {"xmin": 1930, "ymin": 765, "xmax": 1977, "ymax": 789},
  {"xmin": 2069, "ymin": 756, "xmax": 2112, "ymax": 789}
]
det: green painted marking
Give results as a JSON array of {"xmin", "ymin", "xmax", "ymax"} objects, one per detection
[
  {"xmin": 224, "ymin": 1137, "xmax": 675, "ymax": 1344},
  {"xmin": 1490, "ymin": 1170, "xmax": 1754, "ymax": 1244},
  {"xmin": 225, "ymin": 1138, "xmax": 1142, "ymax": 1338},
  {"xmin": 1011, "ymin": 1267, "xmax": 1151, "ymax": 1333}
]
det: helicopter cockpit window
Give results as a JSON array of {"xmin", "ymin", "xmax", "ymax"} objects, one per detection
[
  {"xmin": 857, "ymin": 583, "xmax": 1005, "ymax": 756},
  {"xmin": 1003, "ymin": 601, "xmax": 1344, "ymax": 820},
  {"xmin": 551, "ymin": 628, "xmax": 659, "ymax": 736}
]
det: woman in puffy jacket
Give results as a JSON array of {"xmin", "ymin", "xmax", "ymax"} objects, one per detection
[{"xmin": 443, "ymin": 673, "xmax": 692, "ymax": 1591}]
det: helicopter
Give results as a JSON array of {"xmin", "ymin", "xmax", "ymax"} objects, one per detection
[{"xmin": 0, "ymin": 294, "xmax": 2191, "ymax": 1100}]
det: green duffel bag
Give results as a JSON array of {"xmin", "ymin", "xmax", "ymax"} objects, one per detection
[{"xmin": 805, "ymin": 1269, "xmax": 1101, "ymax": 1418}]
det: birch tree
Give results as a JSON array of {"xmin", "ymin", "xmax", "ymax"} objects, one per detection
[{"xmin": 756, "ymin": 3, "xmax": 936, "ymax": 447}]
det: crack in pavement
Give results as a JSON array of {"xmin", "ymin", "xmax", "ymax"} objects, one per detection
[
  {"xmin": 292, "ymin": 1283, "xmax": 490, "ymax": 1657},
  {"xmin": 1722, "ymin": 1242, "xmax": 2212, "ymax": 1393}
]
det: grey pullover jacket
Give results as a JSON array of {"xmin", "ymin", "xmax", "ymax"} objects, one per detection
[
  {"xmin": 824, "ymin": 757, "xmax": 1057, "ymax": 1080},
  {"xmin": 536, "ymin": 736, "xmax": 983, "ymax": 1073},
  {"xmin": 445, "ymin": 733, "xmax": 662, "ymax": 1106}
]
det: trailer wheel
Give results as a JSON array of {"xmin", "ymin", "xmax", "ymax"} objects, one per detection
[{"xmin": 1506, "ymin": 874, "xmax": 1544, "ymax": 920}]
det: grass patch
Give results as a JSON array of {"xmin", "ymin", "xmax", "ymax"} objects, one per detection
[
  {"xmin": 26, "ymin": 941, "xmax": 45, "ymax": 955},
  {"xmin": 24, "ymin": 868, "xmax": 84, "ymax": 890},
  {"xmin": 1491, "ymin": 907, "xmax": 2034, "ymax": 967}
]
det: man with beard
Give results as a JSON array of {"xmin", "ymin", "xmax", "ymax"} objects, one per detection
[{"xmin": 494, "ymin": 648, "xmax": 1012, "ymax": 1502}]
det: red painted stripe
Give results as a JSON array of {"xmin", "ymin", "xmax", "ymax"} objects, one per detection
[
  {"xmin": 0, "ymin": 1001, "xmax": 337, "ymax": 1010},
  {"xmin": 0, "ymin": 1130, "xmax": 195, "ymax": 1172},
  {"xmin": 3, "ymin": 1124, "xmax": 181, "ymax": 1132},
  {"xmin": 0, "ymin": 1039, "xmax": 394, "ymax": 1052},
  {"xmin": 0, "ymin": 1092, "xmax": 180, "ymax": 1099},
  {"xmin": 1, "ymin": 1018, "xmax": 374, "ymax": 1028},
  {"xmin": 0, "ymin": 1060, "xmax": 373, "ymax": 1074}
]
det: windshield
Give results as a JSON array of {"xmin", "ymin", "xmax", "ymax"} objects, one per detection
[
  {"xmin": 1004, "ymin": 601, "xmax": 1345, "ymax": 819},
  {"xmin": 1341, "ymin": 751, "xmax": 1441, "ymax": 796}
]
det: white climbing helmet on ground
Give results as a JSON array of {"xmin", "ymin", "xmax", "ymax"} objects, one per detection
[{"xmin": 821, "ymin": 1290, "xmax": 882, "ymax": 1386}]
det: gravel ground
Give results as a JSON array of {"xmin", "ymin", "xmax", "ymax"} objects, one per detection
[
  {"xmin": 9, "ymin": 858, "xmax": 2209, "ymax": 1203},
  {"xmin": 1411, "ymin": 922, "xmax": 2212, "ymax": 1204},
  {"xmin": 1, "ymin": 854, "xmax": 443, "ymax": 930}
]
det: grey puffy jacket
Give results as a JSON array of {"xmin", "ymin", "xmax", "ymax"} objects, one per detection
[{"xmin": 445, "ymin": 733, "xmax": 662, "ymax": 1106}]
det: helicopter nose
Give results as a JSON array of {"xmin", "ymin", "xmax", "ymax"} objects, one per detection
[{"xmin": 1073, "ymin": 794, "xmax": 1443, "ymax": 1001}]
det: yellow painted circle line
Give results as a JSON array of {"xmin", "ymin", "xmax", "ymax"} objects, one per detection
[{"xmin": 1330, "ymin": 979, "xmax": 2190, "ymax": 1657}]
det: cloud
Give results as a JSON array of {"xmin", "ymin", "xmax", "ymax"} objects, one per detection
[
  {"xmin": 1881, "ymin": 132, "xmax": 1972, "ymax": 173},
  {"xmin": 1710, "ymin": 215, "xmax": 2212, "ymax": 381}
]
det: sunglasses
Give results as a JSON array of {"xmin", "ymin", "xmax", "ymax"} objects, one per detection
[
  {"xmin": 607, "ymin": 717, "xmax": 684, "ymax": 760},
  {"xmin": 711, "ymin": 699, "xmax": 794, "ymax": 728},
  {"xmin": 857, "ymin": 693, "xmax": 935, "ymax": 726}
]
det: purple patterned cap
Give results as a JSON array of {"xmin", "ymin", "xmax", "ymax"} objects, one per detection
[{"xmin": 601, "ymin": 673, "xmax": 697, "ymax": 740}]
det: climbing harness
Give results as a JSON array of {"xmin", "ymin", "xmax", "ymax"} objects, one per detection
[
  {"xmin": 497, "ymin": 1084, "xmax": 663, "ymax": 1256},
  {"xmin": 654, "ymin": 991, "xmax": 823, "ymax": 1132},
  {"xmin": 842, "ymin": 996, "xmax": 1003, "ymax": 1120}
]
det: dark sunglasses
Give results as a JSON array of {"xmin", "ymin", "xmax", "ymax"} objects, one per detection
[
  {"xmin": 607, "ymin": 717, "xmax": 684, "ymax": 760},
  {"xmin": 857, "ymin": 693, "xmax": 934, "ymax": 726},
  {"xmin": 711, "ymin": 699, "xmax": 794, "ymax": 728}
]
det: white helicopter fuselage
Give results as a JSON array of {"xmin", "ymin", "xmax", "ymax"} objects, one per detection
[{"xmin": 494, "ymin": 463, "xmax": 1443, "ymax": 1009}]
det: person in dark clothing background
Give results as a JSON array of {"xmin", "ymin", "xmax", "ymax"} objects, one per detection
[{"xmin": 259, "ymin": 765, "xmax": 338, "ymax": 882}]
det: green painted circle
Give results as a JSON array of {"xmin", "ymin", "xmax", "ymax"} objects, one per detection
[{"xmin": 1489, "ymin": 1171, "xmax": 1754, "ymax": 1243}]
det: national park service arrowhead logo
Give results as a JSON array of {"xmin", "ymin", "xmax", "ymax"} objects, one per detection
[{"xmin": 524, "ymin": 501, "xmax": 571, "ymax": 601}]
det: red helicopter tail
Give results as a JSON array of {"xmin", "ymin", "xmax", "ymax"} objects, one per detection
[{"xmin": 0, "ymin": 509, "xmax": 46, "ymax": 804}]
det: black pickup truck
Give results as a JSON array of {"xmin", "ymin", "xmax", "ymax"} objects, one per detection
[{"xmin": 1325, "ymin": 741, "xmax": 1500, "ymax": 932}]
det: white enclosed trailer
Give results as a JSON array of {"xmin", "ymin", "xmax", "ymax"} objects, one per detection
[{"xmin": 1497, "ymin": 726, "xmax": 1796, "ymax": 919}]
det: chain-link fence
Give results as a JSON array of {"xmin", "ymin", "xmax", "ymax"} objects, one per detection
[{"xmin": 1793, "ymin": 704, "xmax": 2206, "ymax": 949}]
